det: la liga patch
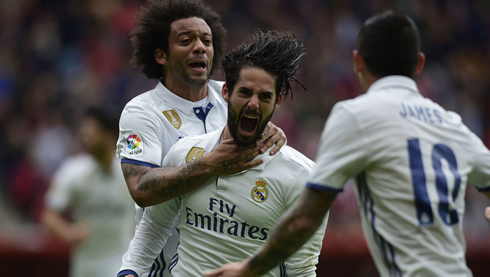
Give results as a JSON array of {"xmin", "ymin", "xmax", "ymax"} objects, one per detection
[{"xmin": 126, "ymin": 133, "xmax": 144, "ymax": 156}]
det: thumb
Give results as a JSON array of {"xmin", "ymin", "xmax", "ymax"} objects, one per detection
[
  {"xmin": 203, "ymin": 268, "xmax": 222, "ymax": 277},
  {"xmin": 485, "ymin": 207, "xmax": 490, "ymax": 222}
]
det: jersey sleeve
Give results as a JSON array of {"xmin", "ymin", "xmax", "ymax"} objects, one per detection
[
  {"xmin": 467, "ymin": 131, "xmax": 490, "ymax": 191},
  {"xmin": 117, "ymin": 104, "xmax": 163, "ymax": 167},
  {"xmin": 119, "ymin": 198, "xmax": 181, "ymax": 276},
  {"xmin": 44, "ymin": 160, "xmax": 77, "ymax": 212},
  {"xmin": 307, "ymin": 103, "xmax": 370, "ymax": 192}
]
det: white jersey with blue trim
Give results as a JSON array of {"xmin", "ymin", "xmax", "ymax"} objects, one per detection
[
  {"xmin": 116, "ymin": 80, "xmax": 227, "ymax": 277},
  {"xmin": 45, "ymin": 154, "xmax": 135, "ymax": 277},
  {"xmin": 122, "ymin": 126, "xmax": 328, "ymax": 277},
  {"xmin": 308, "ymin": 75, "xmax": 490, "ymax": 277}
]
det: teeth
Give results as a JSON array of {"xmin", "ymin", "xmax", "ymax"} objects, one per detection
[{"xmin": 243, "ymin": 115, "xmax": 258, "ymax": 119}]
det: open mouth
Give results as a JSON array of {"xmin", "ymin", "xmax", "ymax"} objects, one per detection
[
  {"xmin": 188, "ymin": 61, "xmax": 207, "ymax": 72},
  {"xmin": 240, "ymin": 114, "xmax": 259, "ymax": 135}
]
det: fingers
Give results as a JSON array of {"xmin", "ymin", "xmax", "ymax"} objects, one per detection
[
  {"xmin": 485, "ymin": 207, "xmax": 490, "ymax": 222},
  {"xmin": 258, "ymin": 123, "xmax": 286, "ymax": 156},
  {"xmin": 203, "ymin": 268, "xmax": 222, "ymax": 277}
]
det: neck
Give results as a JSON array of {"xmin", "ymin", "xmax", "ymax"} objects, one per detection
[
  {"xmin": 222, "ymin": 126, "xmax": 232, "ymax": 141},
  {"xmin": 92, "ymin": 146, "xmax": 114, "ymax": 172},
  {"xmin": 164, "ymin": 79, "xmax": 209, "ymax": 102},
  {"xmin": 360, "ymin": 71, "xmax": 379, "ymax": 92}
]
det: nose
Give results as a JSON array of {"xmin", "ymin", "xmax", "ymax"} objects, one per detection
[
  {"xmin": 193, "ymin": 39, "xmax": 206, "ymax": 54},
  {"xmin": 247, "ymin": 94, "xmax": 259, "ymax": 110}
]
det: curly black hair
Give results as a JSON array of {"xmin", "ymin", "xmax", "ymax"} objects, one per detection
[
  {"xmin": 222, "ymin": 30, "xmax": 306, "ymax": 101},
  {"xmin": 130, "ymin": 0, "xmax": 227, "ymax": 80}
]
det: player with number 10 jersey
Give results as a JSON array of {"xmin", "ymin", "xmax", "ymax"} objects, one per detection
[{"xmin": 308, "ymin": 75, "xmax": 490, "ymax": 276}]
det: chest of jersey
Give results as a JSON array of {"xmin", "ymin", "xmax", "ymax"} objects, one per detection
[{"xmin": 179, "ymin": 171, "xmax": 290, "ymax": 243}]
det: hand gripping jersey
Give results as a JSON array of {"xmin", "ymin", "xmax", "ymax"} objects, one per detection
[
  {"xmin": 308, "ymin": 76, "xmax": 490, "ymax": 277},
  {"xmin": 121, "ymin": 126, "xmax": 329, "ymax": 277},
  {"xmin": 116, "ymin": 80, "xmax": 227, "ymax": 276},
  {"xmin": 45, "ymin": 155, "xmax": 135, "ymax": 277}
]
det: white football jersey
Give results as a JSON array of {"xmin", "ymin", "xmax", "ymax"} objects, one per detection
[
  {"xmin": 122, "ymin": 127, "xmax": 329, "ymax": 277},
  {"xmin": 45, "ymin": 154, "xmax": 135, "ymax": 277},
  {"xmin": 116, "ymin": 80, "xmax": 228, "ymax": 276},
  {"xmin": 308, "ymin": 76, "xmax": 490, "ymax": 277}
]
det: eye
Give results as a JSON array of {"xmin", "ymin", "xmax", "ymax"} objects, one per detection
[
  {"xmin": 180, "ymin": 38, "xmax": 191, "ymax": 44},
  {"xmin": 260, "ymin": 93, "xmax": 273, "ymax": 101}
]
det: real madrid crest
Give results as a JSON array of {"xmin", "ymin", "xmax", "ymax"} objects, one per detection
[
  {"xmin": 251, "ymin": 179, "xmax": 269, "ymax": 203},
  {"xmin": 163, "ymin": 110, "xmax": 182, "ymax": 130},
  {"xmin": 186, "ymin": 147, "xmax": 205, "ymax": 163}
]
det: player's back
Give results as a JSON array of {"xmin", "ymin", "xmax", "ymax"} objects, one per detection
[{"xmin": 342, "ymin": 76, "xmax": 489, "ymax": 276}]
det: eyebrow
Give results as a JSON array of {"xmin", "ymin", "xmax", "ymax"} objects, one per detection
[
  {"xmin": 237, "ymin": 87, "xmax": 274, "ymax": 96},
  {"xmin": 176, "ymin": 31, "xmax": 212, "ymax": 37}
]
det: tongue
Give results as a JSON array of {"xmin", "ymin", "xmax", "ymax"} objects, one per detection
[{"xmin": 241, "ymin": 117, "xmax": 257, "ymax": 133}]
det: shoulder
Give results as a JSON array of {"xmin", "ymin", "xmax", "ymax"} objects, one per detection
[
  {"xmin": 164, "ymin": 129, "xmax": 222, "ymax": 166},
  {"xmin": 53, "ymin": 154, "xmax": 96, "ymax": 182},
  {"xmin": 276, "ymin": 146, "xmax": 315, "ymax": 173},
  {"xmin": 208, "ymin": 80, "xmax": 225, "ymax": 91}
]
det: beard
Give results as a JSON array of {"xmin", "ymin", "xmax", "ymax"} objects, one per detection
[{"xmin": 227, "ymin": 102, "xmax": 275, "ymax": 147}]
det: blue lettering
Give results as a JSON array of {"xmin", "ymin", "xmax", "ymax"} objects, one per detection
[
  {"xmin": 227, "ymin": 221, "xmax": 239, "ymax": 236},
  {"xmin": 220, "ymin": 199, "xmax": 224, "ymax": 213},
  {"xmin": 195, "ymin": 213, "xmax": 211, "ymax": 230},
  {"xmin": 425, "ymin": 107, "xmax": 435, "ymax": 124},
  {"xmin": 433, "ymin": 109, "xmax": 443, "ymax": 124},
  {"xmin": 400, "ymin": 103, "xmax": 407, "ymax": 118},
  {"xmin": 209, "ymin": 198, "xmax": 218, "ymax": 211},
  {"xmin": 185, "ymin": 207, "xmax": 194, "ymax": 225},
  {"xmin": 414, "ymin": 106, "xmax": 427, "ymax": 122},
  {"xmin": 248, "ymin": 226, "xmax": 259, "ymax": 239},
  {"xmin": 213, "ymin": 213, "xmax": 218, "ymax": 231},
  {"xmin": 259, "ymin": 228, "xmax": 269, "ymax": 240},
  {"xmin": 407, "ymin": 105, "xmax": 416, "ymax": 119},
  {"xmin": 225, "ymin": 203, "xmax": 236, "ymax": 217},
  {"xmin": 219, "ymin": 218, "xmax": 229, "ymax": 233},
  {"xmin": 240, "ymin": 221, "xmax": 250, "ymax": 238}
]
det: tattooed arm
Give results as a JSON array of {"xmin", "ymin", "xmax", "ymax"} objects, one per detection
[
  {"xmin": 204, "ymin": 187, "xmax": 336, "ymax": 277},
  {"xmin": 123, "ymin": 139, "xmax": 264, "ymax": 207}
]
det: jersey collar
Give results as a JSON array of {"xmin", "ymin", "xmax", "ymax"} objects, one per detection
[
  {"xmin": 154, "ymin": 80, "xmax": 221, "ymax": 116},
  {"xmin": 366, "ymin": 75, "xmax": 420, "ymax": 95}
]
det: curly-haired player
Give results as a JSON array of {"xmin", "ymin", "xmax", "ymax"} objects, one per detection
[
  {"xmin": 119, "ymin": 29, "xmax": 328, "ymax": 277},
  {"xmin": 117, "ymin": 1, "xmax": 288, "ymax": 276}
]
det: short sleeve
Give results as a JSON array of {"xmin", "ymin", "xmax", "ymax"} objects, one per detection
[
  {"xmin": 117, "ymin": 104, "xmax": 163, "ymax": 166},
  {"xmin": 308, "ymin": 103, "xmax": 370, "ymax": 192},
  {"xmin": 467, "ymin": 131, "xmax": 490, "ymax": 191}
]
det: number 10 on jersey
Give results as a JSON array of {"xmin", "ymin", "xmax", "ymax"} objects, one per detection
[{"xmin": 407, "ymin": 139, "xmax": 462, "ymax": 226}]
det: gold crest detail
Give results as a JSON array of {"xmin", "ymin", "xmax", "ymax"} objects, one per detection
[
  {"xmin": 251, "ymin": 179, "xmax": 269, "ymax": 203},
  {"xmin": 163, "ymin": 110, "xmax": 182, "ymax": 130},
  {"xmin": 186, "ymin": 147, "xmax": 205, "ymax": 164}
]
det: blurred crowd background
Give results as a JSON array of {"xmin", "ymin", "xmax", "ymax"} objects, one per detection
[{"xmin": 1, "ymin": 0, "xmax": 489, "ymax": 274}]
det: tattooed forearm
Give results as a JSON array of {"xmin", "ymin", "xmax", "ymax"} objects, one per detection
[
  {"xmin": 248, "ymin": 187, "xmax": 335, "ymax": 275},
  {"xmin": 137, "ymin": 159, "xmax": 212, "ymax": 203},
  {"xmin": 122, "ymin": 163, "xmax": 147, "ymax": 178}
]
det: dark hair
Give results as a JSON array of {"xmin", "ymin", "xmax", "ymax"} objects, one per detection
[
  {"xmin": 222, "ymin": 30, "xmax": 306, "ymax": 101},
  {"xmin": 130, "ymin": 0, "xmax": 227, "ymax": 80},
  {"xmin": 83, "ymin": 106, "xmax": 120, "ymax": 138},
  {"xmin": 357, "ymin": 9, "xmax": 420, "ymax": 78}
]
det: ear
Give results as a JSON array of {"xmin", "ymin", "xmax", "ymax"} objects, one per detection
[
  {"xmin": 154, "ymin": 49, "xmax": 167, "ymax": 65},
  {"xmin": 414, "ymin": 52, "xmax": 425, "ymax": 76},
  {"xmin": 274, "ymin": 93, "xmax": 283, "ymax": 111},
  {"xmin": 353, "ymin": 49, "xmax": 364, "ymax": 73},
  {"xmin": 222, "ymin": 83, "xmax": 229, "ymax": 103}
]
